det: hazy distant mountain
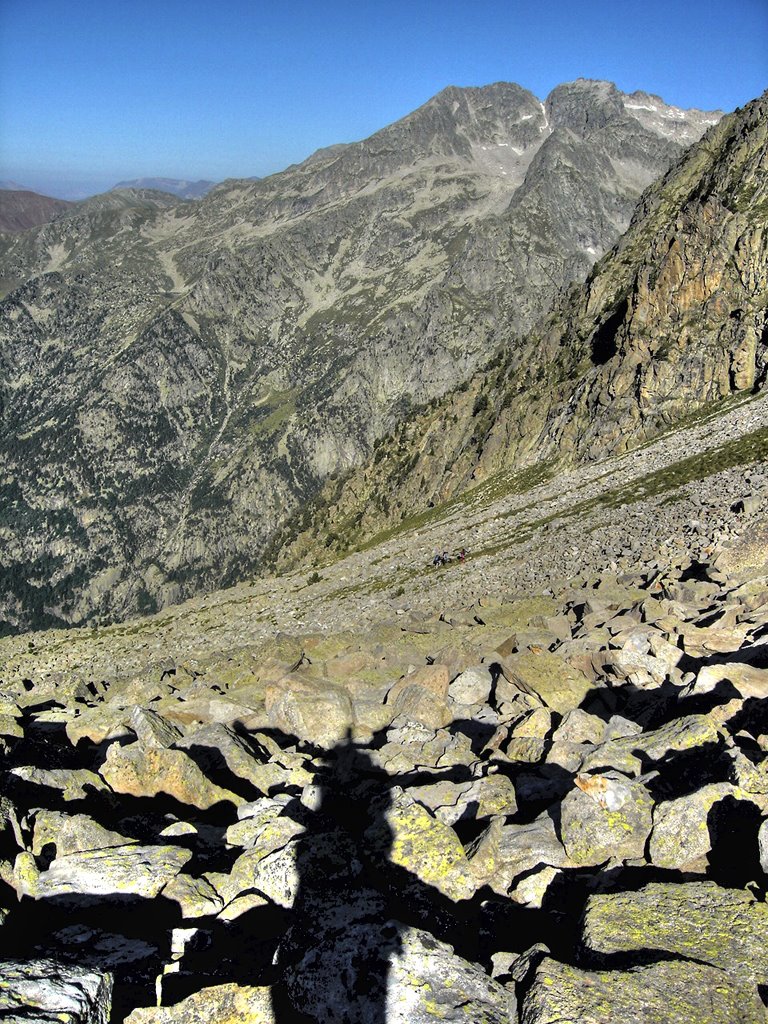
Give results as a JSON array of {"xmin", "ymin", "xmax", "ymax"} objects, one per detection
[
  {"xmin": 0, "ymin": 79, "xmax": 722, "ymax": 630},
  {"xmin": 0, "ymin": 180, "xmax": 30, "ymax": 192},
  {"xmin": 111, "ymin": 177, "xmax": 216, "ymax": 199},
  {"xmin": 0, "ymin": 189, "xmax": 73, "ymax": 233}
]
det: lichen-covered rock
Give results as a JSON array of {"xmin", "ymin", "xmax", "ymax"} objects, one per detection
[
  {"xmin": 9, "ymin": 767, "xmax": 108, "ymax": 801},
  {"xmin": 0, "ymin": 958, "xmax": 113, "ymax": 1023},
  {"xmin": 124, "ymin": 983, "xmax": 274, "ymax": 1023},
  {"xmin": 285, "ymin": 922, "xmax": 510, "ymax": 1024},
  {"xmin": 160, "ymin": 872, "xmax": 224, "ymax": 919},
  {"xmin": 521, "ymin": 956, "xmax": 764, "ymax": 1024},
  {"xmin": 559, "ymin": 772, "xmax": 653, "ymax": 866},
  {"xmin": 551, "ymin": 708, "xmax": 605, "ymax": 745},
  {"xmin": 31, "ymin": 810, "xmax": 137, "ymax": 859},
  {"xmin": 364, "ymin": 789, "xmax": 477, "ymax": 901},
  {"xmin": 386, "ymin": 682, "xmax": 452, "ymax": 730},
  {"xmin": 694, "ymin": 660, "xmax": 768, "ymax": 698},
  {"xmin": 65, "ymin": 707, "xmax": 134, "ymax": 746},
  {"xmin": 265, "ymin": 676, "xmax": 355, "ymax": 747},
  {"xmin": 19, "ymin": 845, "xmax": 191, "ymax": 900},
  {"xmin": 580, "ymin": 714, "xmax": 721, "ymax": 775},
  {"xmin": 409, "ymin": 773, "xmax": 516, "ymax": 825},
  {"xmin": 448, "ymin": 666, "xmax": 493, "ymax": 705},
  {"xmin": 581, "ymin": 882, "xmax": 768, "ymax": 988},
  {"xmin": 497, "ymin": 651, "xmax": 593, "ymax": 714},
  {"xmin": 468, "ymin": 814, "xmax": 574, "ymax": 892},
  {"xmin": 129, "ymin": 706, "xmax": 183, "ymax": 748},
  {"xmin": 206, "ymin": 817, "xmax": 305, "ymax": 907},
  {"xmin": 176, "ymin": 722, "xmax": 312, "ymax": 795},
  {"xmin": 509, "ymin": 865, "xmax": 560, "ymax": 908},
  {"xmin": 99, "ymin": 741, "xmax": 242, "ymax": 809},
  {"xmin": 648, "ymin": 782, "xmax": 749, "ymax": 869}
]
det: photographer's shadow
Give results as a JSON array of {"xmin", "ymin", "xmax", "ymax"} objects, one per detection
[{"xmin": 273, "ymin": 731, "xmax": 479, "ymax": 1023}]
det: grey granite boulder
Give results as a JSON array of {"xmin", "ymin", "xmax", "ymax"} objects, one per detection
[
  {"xmin": 0, "ymin": 959, "xmax": 113, "ymax": 1024},
  {"xmin": 581, "ymin": 881, "xmax": 768, "ymax": 989},
  {"xmin": 559, "ymin": 772, "xmax": 653, "ymax": 866},
  {"xmin": 285, "ymin": 921, "xmax": 510, "ymax": 1024},
  {"xmin": 521, "ymin": 956, "xmax": 763, "ymax": 1024}
]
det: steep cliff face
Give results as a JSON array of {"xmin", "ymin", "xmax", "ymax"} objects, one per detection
[
  {"xmin": 279, "ymin": 91, "xmax": 767, "ymax": 565},
  {"xmin": 0, "ymin": 82, "xmax": 719, "ymax": 631}
]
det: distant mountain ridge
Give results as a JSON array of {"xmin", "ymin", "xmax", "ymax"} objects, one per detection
[
  {"xmin": 0, "ymin": 79, "xmax": 723, "ymax": 631},
  {"xmin": 111, "ymin": 177, "xmax": 217, "ymax": 199},
  {"xmin": 0, "ymin": 189, "xmax": 73, "ymax": 234}
]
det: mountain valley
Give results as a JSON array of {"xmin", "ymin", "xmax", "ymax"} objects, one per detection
[
  {"xmin": 0, "ymin": 80, "xmax": 722, "ymax": 632},
  {"xmin": 0, "ymin": 75, "xmax": 767, "ymax": 1024}
]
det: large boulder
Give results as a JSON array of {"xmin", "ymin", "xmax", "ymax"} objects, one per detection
[
  {"xmin": 559, "ymin": 772, "xmax": 653, "ymax": 866},
  {"xmin": 176, "ymin": 723, "xmax": 312, "ymax": 796},
  {"xmin": 579, "ymin": 714, "xmax": 721, "ymax": 775},
  {"xmin": 497, "ymin": 651, "xmax": 593, "ymax": 714},
  {"xmin": 469, "ymin": 814, "xmax": 574, "ymax": 893},
  {"xmin": 364, "ymin": 789, "xmax": 477, "ymax": 902},
  {"xmin": 124, "ymin": 983, "xmax": 274, "ymax": 1023},
  {"xmin": 285, "ymin": 921, "xmax": 510, "ymax": 1024},
  {"xmin": 648, "ymin": 782, "xmax": 752, "ymax": 870},
  {"xmin": 15, "ymin": 845, "xmax": 191, "ymax": 900},
  {"xmin": 265, "ymin": 675, "xmax": 355, "ymax": 747},
  {"xmin": 521, "ymin": 956, "xmax": 763, "ymax": 1024},
  {"xmin": 99, "ymin": 742, "xmax": 242, "ymax": 810},
  {"xmin": 9, "ymin": 767, "xmax": 108, "ymax": 801},
  {"xmin": 409, "ymin": 773, "xmax": 517, "ymax": 826},
  {"xmin": 581, "ymin": 882, "xmax": 768, "ymax": 990},
  {"xmin": 0, "ymin": 959, "xmax": 113, "ymax": 1024},
  {"xmin": 31, "ymin": 811, "xmax": 137, "ymax": 859}
]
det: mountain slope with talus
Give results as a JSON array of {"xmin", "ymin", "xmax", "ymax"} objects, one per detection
[
  {"xmin": 0, "ymin": 81, "xmax": 719, "ymax": 632},
  {"xmin": 277, "ymin": 90, "xmax": 767, "ymax": 567}
]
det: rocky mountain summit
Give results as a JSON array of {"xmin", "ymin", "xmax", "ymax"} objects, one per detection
[
  {"xmin": 0, "ymin": 80, "xmax": 720, "ymax": 631},
  {"xmin": 0, "ymin": 387, "xmax": 767, "ymax": 1021}
]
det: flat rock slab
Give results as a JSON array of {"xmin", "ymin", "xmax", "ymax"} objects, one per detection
[
  {"xmin": 125, "ymin": 983, "xmax": 274, "ymax": 1023},
  {"xmin": 580, "ymin": 714, "xmax": 721, "ymax": 775},
  {"xmin": 498, "ymin": 651, "xmax": 593, "ymax": 715},
  {"xmin": 27, "ymin": 845, "xmax": 191, "ymax": 900},
  {"xmin": 581, "ymin": 881, "xmax": 768, "ymax": 989},
  {"xmin": 521, "ymin": 956, "xmax": 764, "ymax": 1024},
  {"xmin": 0, "ymin": 958, "xmax": 113, "ymax": 1024}
]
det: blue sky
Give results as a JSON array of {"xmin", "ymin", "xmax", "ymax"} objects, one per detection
[{"xmin": 1, "ymin": 0, "xmax": 766, "ymax": 197}]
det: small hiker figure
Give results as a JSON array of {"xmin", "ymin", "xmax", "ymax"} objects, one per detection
[
  {"xmin": 432, "ymin": 551, "xmax": 442, "ymax": 567},
  {"xmin": 458, "ymin": 548, "xmax": 466, "ymax": 562},
  {"xmin": 441, "ymin": 550, "xmax": 451, "ymax": 565}
]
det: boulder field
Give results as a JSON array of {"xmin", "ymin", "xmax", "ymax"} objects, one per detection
[{"xmin": 1, "ymin": 514, "xmax": 768, "ymax": 1022}]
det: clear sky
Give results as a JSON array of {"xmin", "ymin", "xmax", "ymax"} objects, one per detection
[{"xmin": 1, "ymin": 0, "xmax": 766, "ymax": 197}]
